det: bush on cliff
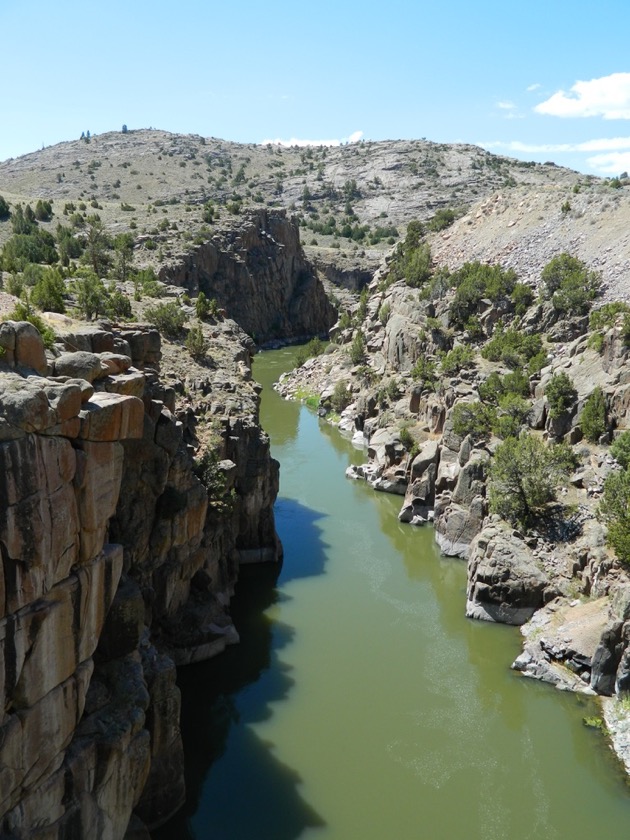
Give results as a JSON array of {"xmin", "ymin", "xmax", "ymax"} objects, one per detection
[
  {"xmin": 545, "ymin": 372, "xmax": 577, "ymax": 418},
  {"xmin": 145, "ymin": 301, "xmax": 186, "ymax": 338},
  {"xmin": 451, "ymin": 401, "xmax": 496, "ymax": 442},
  {"xmin": 440, "ymin": 344, "xmax": 475, "ymax": 376},
  {"xmin": 481, "ymin": 326, "xmax": 542, "ymax": 368},
  {"xmin": 600, "ymin": 468, "xmax": 630, "ymax": 565},
  {"xmin": 580, "ymin": 387, "xmax": 607, "ymax": 443},
  {"xmin": 0, "ymin": 194, "xmax": 10, "ymax": 220},
  {"xmin": 611, "ymin": 431, "xmax": 630, "ymax": 470},
  {"xmin": 387, "ymin": 223, "xmax": 432, "ymax": 288},
  {"xmin": 541, "ymin": 253, "xmax": 601, "ymax": 317},
  {"xmin": 349, "ymin": 330, "xmax": 366, "ymax": 365},
  {"xmin": 449, "ymin": 262, "xmax": 517, "ymax": 328},
  {"xmin": 489, "ymin": 433, "xmax": 575, "ymax": 528}
]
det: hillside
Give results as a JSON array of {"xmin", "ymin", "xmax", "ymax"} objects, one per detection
[{"xmin": 0, "ymin": 128, "xmax": 584, "ymax": 280}]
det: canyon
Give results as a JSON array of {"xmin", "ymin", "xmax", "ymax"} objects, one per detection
[{"xmin": 2, "ymin": 130, "xmax": 630, "ymax": 836}]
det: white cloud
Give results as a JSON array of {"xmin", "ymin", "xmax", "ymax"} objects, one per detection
[
  {"xmin": 535, "ymin": 72, "xmax": 630, "ymax": 119},
  {"xmin": 496, "ymin": 100, "xmax": 516, "ymax": 110},
  {"xmin": 261, "ymin": 130, "xmax": 363, "ymax": 147},
  {"xmin": 526, "ymin": 83, "xmax": 541, "ymax": 92},
  {"xmin": 586, "ymin": 151, "xmax": 630, "ymax": 174},
  {"xmin": 482, "ymin": 136, "xmax": 630, "ymax": 154}
]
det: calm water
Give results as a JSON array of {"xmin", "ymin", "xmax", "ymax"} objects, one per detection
[{"xmin": 157, "ymin": 347, "xmax": 630, "ymax": 840}]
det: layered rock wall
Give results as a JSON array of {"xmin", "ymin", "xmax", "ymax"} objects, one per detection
[
  {"xmin": 160, "ymin": 209, "xmax": 336, "ymax": 343},
  {"xmin": 0, "ymin": 320, "xmax": 280, "ymax": 837}
]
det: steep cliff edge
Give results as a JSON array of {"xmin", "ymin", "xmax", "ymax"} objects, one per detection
[
  {"xmin": 0, "ymin": 316, "xmax": 281, "ymax": 837},
  {"xmin": 159, "ymin": 209, "xmax": 336, "ymax": 343}
]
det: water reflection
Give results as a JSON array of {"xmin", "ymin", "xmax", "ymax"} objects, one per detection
[{"xmin": 155, "ymin": 495, "xmax": 329, "ymax": 840}]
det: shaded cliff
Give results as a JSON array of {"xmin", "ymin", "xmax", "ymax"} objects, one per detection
[
  {"xmin": 159, "ymin": 209, "xmax": 336, "ymax": 343},
  {"xmin": 0, "ymin": 317, "xmax": 281, "ymax": 837}
]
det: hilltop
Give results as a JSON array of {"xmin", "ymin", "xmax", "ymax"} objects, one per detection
[{"xmin": 0, "ymin": 128, "xmax": 586, "ymax": 280}]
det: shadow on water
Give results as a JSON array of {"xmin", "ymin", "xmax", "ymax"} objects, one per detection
[
  {"xmin": 154, "ymin": 497, "xmax": 329, "ymax": 840},
  {"xmin": 275, "ymin": 497, "xmax": 329, "ymax": 583}
]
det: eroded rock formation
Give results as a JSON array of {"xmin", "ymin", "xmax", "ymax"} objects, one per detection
[
  {"xmin": 0, "ymin": 319, "xmax": 280, "ymax": 837},
  {"xmin": 160, "ymin": 209, "xmax": 336, "ymax": 343}
]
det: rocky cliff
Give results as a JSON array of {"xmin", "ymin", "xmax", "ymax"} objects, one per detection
[
  {"xmin": 0, "ymin": 315, "xmax": 280, "ymax": 837},
  {"xmin": 159, "ymin": 209, "xmax": 336, "ymax": 343}
]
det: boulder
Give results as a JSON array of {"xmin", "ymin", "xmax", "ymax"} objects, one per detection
[
  {"xmin": 466, "ymin": 523, "xmax": 550, "ymax": 624},
  {"xmin": 434, "ymin": 494, "xmax": 485, "ymax": 558},
  {"xmin": 54, "ymin": 351, "xmax": 109, "ymax": 383}
]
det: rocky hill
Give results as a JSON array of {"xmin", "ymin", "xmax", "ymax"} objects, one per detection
[{"xmin": 0, "ymin": 128, "xmax": 583, "ymax": 281}]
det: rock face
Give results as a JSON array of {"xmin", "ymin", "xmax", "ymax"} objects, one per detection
[
  {"xmin": 466, "ymin": 523, "xmax": 551, "ymax": 625},
  {"xmin": 0, "ymin": 323, "xmax": 280, "ymax": 836},
  {"xmin": 160, "ymin": 209, "xmax": 336, "ymax": 342}
]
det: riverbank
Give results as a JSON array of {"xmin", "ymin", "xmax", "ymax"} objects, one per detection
[{"xmin": 158, "ymin": 344, "xmax": 630, "ymax": 838}]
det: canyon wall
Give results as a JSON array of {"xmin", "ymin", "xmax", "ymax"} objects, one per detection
[
  {"xmin": 0, "ymin": 318, "xmax": 280, "ymax": 837},
  {"xmin": 160, "ymin": 209, "xmax": 336, "ymax": 343},
  {"xmin": 0, "ymin": 209, "xmax": 333, "ymax": 836}
]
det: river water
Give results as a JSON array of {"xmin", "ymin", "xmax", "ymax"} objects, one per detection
[{"xmin": 157, "ymin": 346, "xmax": 630, "ymax": 840}]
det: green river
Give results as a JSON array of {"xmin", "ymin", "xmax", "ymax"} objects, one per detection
[{"xmin": 157, "ymin": 346, "xmax": 630, "ymax": 839}]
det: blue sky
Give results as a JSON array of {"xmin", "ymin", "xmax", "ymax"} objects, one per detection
[{"xmin": 2, "ymin": 0, "xmax": 630, "ymax": 175}]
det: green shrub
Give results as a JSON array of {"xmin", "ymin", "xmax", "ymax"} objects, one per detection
[
  {"xmin": 34, "ymin": 199, "xmax": 53, "ymax": 222},
  {"xmin": 489, "ymin": 433, "xmax": 575, "ymax": 527},
  {"xmin": 295, "ymin": 337, "xmax": 326, "ymax": 367},
  {"xmin": 451, "ymin": 401, "xmax": 496, "ymax": 442},
  {"xmin": 31, "ymin": 267, "xmax": 66, "ymax": 313},
  {"xmin": 378, "ymin": 302, "xmax": 391, "ymax": 325},
  {"xmin": 349, "ymin": 330, "xmax": 366, "ymax": 365},
  {"xmin": 105, "ymin": 283, "xmax": 133, "ymax": 319},
  {"xmin": 145, "ymin": 301, "xmax": 186, "ymax": 337},
  {"xmin": 411, "ymin": 356, "xmax": 437, "ymax": 388},
  {"xmin": 398, "ymin": 425, "xmax": 414, "ymax": 450},
  {"xmin": 74, "ymin": 273, "xmax": 108, "ymax": 320},
  {"xmin": 387, "ymin": 226, "xmax": 432, "ymax": 288},
  {"xmin": 6, "ymin": 295, "xmax": 56, "ymax": 348},
  {"xmin": 330, "ymin": 380, "xmax": 352, "ymax": 412},
  {"xmin": 56, "ymin": 223, "xmax": 83, "ymax": 263},
  {"xmin": 527, "ymin": 349, "xmax": 548, "ymax": 376},
  {"xmin": 449, "ymin": 262, "xmax": 517, "ymax": 328},
  {"xmin": 134, "ymin": 268, "xmax": 162, "ymax": 299},
  {"xmin": 590, "ymin": 302, "xmax": 630, "ymax": 330},
  {"xmin": 493, "ymin": 394, "xmax": 531, "ymax": 439},
  {"xmin": 580, "ymin": 387, "xmax": 607, "ymax": 442},
  {"xmin": 355, "ymin": 287, "xmax": 369, "ymax": 323},
  {"xmin": 611, "ymin": 431, "xmax": 630, "ymax": 470},
  {"xmin": 587, "ymin": 332, "xmax": 605, "ymax": 353},
  {"xmin": 511, "ymin": 282, "xmax": 534, "ymax": 316},
  {"xmin": 338, "ymin": 310, "xmax": 352, "ymax": 330},
  {"xmin": 0, "ymin": 195, "xmax": 10, "ymax": 220},
  {"xmin": 195, "ymin": 291, "xmax": 211, "ymax": 320},
  {"xmin": 545, "ymin": 372, "xmax": 577, "ymax": 418},
  {"xmin": 186, "ymin": 323, "xmax": 208, "ymax": 358},
  {"xmin": 541, "ymin": 253, "xmax": 601, "ymax": 316},
  {"xmin": 441, "ymin": 345, "xmax": 474, "ymax": 376},
  {"xmin": 481, "ymin": 326, "xmax": 542, "ymax": 368},
  {"xmin": 427, "ymin": 208, "xmax": 456, "ymax": 231},
  {"xmin": 193, "ymin": 449, "xmax": 227, "ymax": 502},
  {"xmin": 600, "ymin": 468, "xmax": 630, "ymax": 564},
  {"xmin": 478, "ymin": 369, "xmax": 530, "ymax": 405},
  {"xmin": 1, "ymin": 230, "xmax": 58, "ymax": 271},
  {"xmin": 464, "ymin": 316, "xmax": 484, "ymax": 340}
]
